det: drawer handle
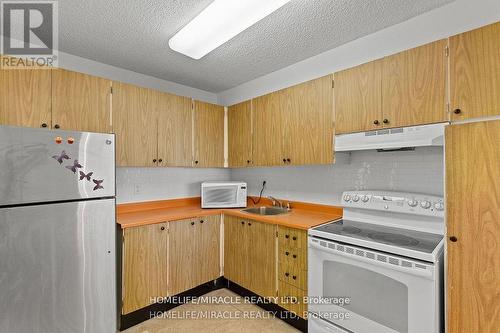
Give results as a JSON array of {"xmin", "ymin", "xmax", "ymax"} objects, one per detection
[
  {"xmin": 285, "ymin": 251, "xmax": 289, "ymax": 256},
  {"xmin": 191, "ymin": 222, "xmax": 195, "ymax": 226},
  {"xmin": 292, "ymin": 236, "xmax": 297, "ymax": 241},
  {"xmin": 248, "ymin": 222, "xmax": 252, "ymax": 226},
  {"xmin": 160, "ymin": 226, "xmax": 165, "ymax": 231},
  {"xmin": 449, "ymin": 236, "xmax": 458, "ymax": 242},
  {"xmin": 292, "ymin": 254, "xmax": 297, "ymax": 259},
  {"xmin": 285, "ymin": 272, "xmax": 289, "ymax": 277},
  {"xmin": 241, "ymin": 221, "xmax": 245, "ymax": 225},
  {"xmin": 285, "ymin": 234, "xmax": 290, "ymax": 239},
  {"xmin": 453, "ymin": 108, "xmax": 461, "ymax": 115},
  {"xmin": 292, "ymin": 275, "xmax": 297, "ymax": 280},
  {"xmin": 383, "ymin": 118, "xmax": 389, "ymax": 124},
  {"xmin": 200, "ymin": 220, "xmax": 204, "ymax": 224}
]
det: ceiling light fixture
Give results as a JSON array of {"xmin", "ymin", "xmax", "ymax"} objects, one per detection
[{"xmin": 169, "ymin": 0, "xmax": 292, "ymax": 60}]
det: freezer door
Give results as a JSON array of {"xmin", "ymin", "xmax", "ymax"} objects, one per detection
[
  {"xmin": 0, "ymin": 199, "xmax": 116, "ymax": 333},
  {"xmin": 0, "ymin": 125, "xmax": 115, "ymax": 206}
]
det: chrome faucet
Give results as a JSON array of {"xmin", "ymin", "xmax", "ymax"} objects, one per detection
[{"xmin": 268, "ymin": 196, "xmax": 282, "ymax": 208}]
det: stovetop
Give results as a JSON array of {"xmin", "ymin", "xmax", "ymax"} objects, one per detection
[{"xmin": 311, "ymin": 219, "xmax": 443, "ymax": 257}]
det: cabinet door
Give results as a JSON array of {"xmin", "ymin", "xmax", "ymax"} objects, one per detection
[
  {"xmin": 52, "ymin": 69, "xmax": 111, "ymax": 132},
  {"xmin": 247, "ymin": 220, "xmax": 277, "ymax": 299},
  {"xmin": 195, "ymin": 215, "xmax": 221, "ymax": 285},
  {"xmin": 283, "ymin": 75, "xmax": 334, "ymax": 165},
  {"xmin": 157, "ymin": 91, "xmax": 193, "ymax": 167},
  {"xmin": 224, "ymin": 215, "xmax": 249, "ymax": 287},
  {"xmin": 450, "ymin": 22, "xmax": 500, "ymax": 120},
  {"xmin": 113, "ymin": 82, "xmax": 158, "ymax": 167},
  {"xmin": 168, "ymin": 218, "xmax": 198, "ymax": 295},
  {"xmin": 382, "ymin": 40, "xmax": 447, "ymax": 128},
  {"xmin": 252, "ymin": 91, "xmax": 285, "ymax": 166},
  {"xmin": 193, "ymin": 101, "xmax": 224, "ymax": 168},
  {"xmin": 122, "ymin": 223, "xmax": 168, "ymax": 314},
  {"xmin": 334, "ymin": 60, "xmax": 382, "ymax": 134},
  {"xmin": 446, "ymin": 120, "xmax": 500, "ymax": 333},
  {"xmin": 0, "ymin": 57, "xmax": 51, "ymax": 128},
  {"xmin": 228, "ymin": 100, "xmax": 253, "ymax": 167}
]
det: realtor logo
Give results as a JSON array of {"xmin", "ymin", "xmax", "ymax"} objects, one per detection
[{"xmin": 1, "ymin": 1, "xmax": 58, "ymax": 68}]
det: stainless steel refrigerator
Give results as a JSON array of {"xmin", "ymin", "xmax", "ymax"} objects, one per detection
[{"xmin": 0, "ymin": 125, "xmax": 116, "ymax": 333}]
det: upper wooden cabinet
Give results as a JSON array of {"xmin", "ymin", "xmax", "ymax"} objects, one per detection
[
  {"xmin": 228, "ymin": 100, "xmax": 252, "ymax": 167},
  {"xmin": 193, "ymin": 101, "xmax": 225, "ymax": 168},
  {"xmin": 284, "ymin": 75, "xmax": 334, "ymax": 165},
  {"xmin": 156, "ymin": 92, "xmax": 193, "ymax": 167},
  {"xmin": 445, "ymin": 120, "xmax": 500, "ymax": 333},
  {"xmin": 381, "ymin": 40, "xmax": 448, "ymax": 128},
  {"xmin": 0, "ymin": 58, "xmax": 51, "ymax": 129},
  {"xmin": 252, "ymin": 90, "xmax": 285, "ymax": 166},
  {"xmin": 52, "ymin": 69, "xmax": 112, "ymax": 133},
  {"xmin": 450, "ymin": 22, "xmax": 500, "ymax": 120},
  {"xmin": 335, "ymin": 60, "xmax": 382, "ymax": 134},
  {"xmin": 335, "ymin": 40, "xmax": 448, "ymax": 134},
  {"xmin": 113, "ymin": 82, "xmax": 158, "ymax": 167}
]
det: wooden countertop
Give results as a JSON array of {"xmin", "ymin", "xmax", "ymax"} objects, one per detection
[{"xmin": 117, "ymin": 197, "xmax": 343, "ymax": 230}]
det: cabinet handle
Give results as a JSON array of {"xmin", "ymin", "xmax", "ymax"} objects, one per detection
[
  {"xmin": 282, "ymin": 158, "xmax": 286, "ymax": 163},
  {"xmin": 285, "ymin": 272, "xmax": 289, "ymax": 277},
  {"xmin": 292, "ymin": 275, "xmax": 297, "ymax": 280},
  {"xmin": 160, "ymin": 226, "xmax": 165, "ymax": 231},
  {"xmin": 292, "ymin": 254, "xmax": 297, "ymax": 259},
  {"xmin": 383, "ymin": 119, "xmax": 389, "ymax": 124},
  {"xmin": 449, "ymin": 236, "xmax": 458, "ymax": 242},
  {"xmin": 158, "ymin": 159, "xmax": 163, "ymax": 163},
  {"xmin": 195, "ymin": 160, "xmax": 199, "ymax": 165},
  {"xmin": 286, "ymin": 158, "xmax": 291, "ymax": 163},
  {"xmin": 247, "ymin": 160, "xmax": 251, "ymax": 164},
  {"xmin": 285, "ymin": 251, "xmax": 289, "ymax": 256},
  {"xmin": 200, "ymin": 220, "xmax": 204, "ymax": 224},
  {"xmin": 247, "ymin": 222, "xmax": 252, "ymax": 226},
  {"xmin": 41, "ymin": 123, "xmax": 48, "ymax": 128},
  {"xmin": 292, "ymin": 236, "xmax": 297, "ymax": 241},
  {"xmin": 453, "ymin": 108, "xmax": 461, "ymax": 115},
  {"xmin": 191, "ymin": 222, "xmax": 195, "ymax": 226},
  {"xmin": 373, "ymin": 120, "xmax": 379, "ymax": 125},
  {"xmin": 153, "ymin": 159, "xmax": 157, "ymax": 163},
  {"xmin": 241, "ymin": 221, "xmax": 245, "ymax": 225},
  {"xmin": 54, "ymin": 124, "xmax": 60, "ymax": 129},
  {"xmin": 285, "ymin": 234, "xmax": 290, "ymax": 239}
]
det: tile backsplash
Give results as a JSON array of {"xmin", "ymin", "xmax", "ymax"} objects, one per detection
[
  {"xmin": 116, "ymin": 147, "xmax": 444, "ymax": 205},
  {"xmin": 116, "ymin": 167, "xmax": 231, "ymax": 203},
  {"xmin": 230, "ymin": 147, "xmax": 444, "ymax": 206}
]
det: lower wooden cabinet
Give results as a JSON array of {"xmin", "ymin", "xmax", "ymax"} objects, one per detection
[
  {"xmin": 277, "ymin": 226, "xmax": 308, "ymax": 318},
  {"xmin": 121, "ymin": 215, "xmax": 221, "ymax": 314},
  {"xmin": 224, "ymin": 215, "xmax": 277, "ymax": 299},
  {"xmin": 122, "ymin": 222, "xmax": 168, "ymax": 314}
]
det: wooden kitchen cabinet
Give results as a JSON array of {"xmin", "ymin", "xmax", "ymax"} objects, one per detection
[
  {"xmin": 168, "ymin": 216, "xmax": 221, "ymax": 295},
  {"xmin": 113, "ymin": 82, "xmax": 159, "ymax": 167},
  {"xmin": 381, "ymin": 40, "xmax": 448, "ymax": 128},
  {"xmin": 252, "ymin": 90, "xmax": 285, "ymax": 166},
  {"xmin": 449, "ymin": 22, "xmax": 500, "ymax": 120},
  {"xmin": 156, "ymin": 91, "xmax": 193, "ymax": 167},
  {"xmin": 0, "ymin": 57, "xmax": 52, "ymax": 129},
  {"xmin": 445, "ymin": 120, "xmax": 500, "ymax": 333},
  {"xmin": 193, "ymin": 100, "xmax": 225, "ymax": 168},
  {"xmin": 334, "ymin": 60, "xmax": 383, "ymax": 134},
  {"xmin": 283, "ymin": 75, "xmax": 334, "ymax": 165},
  {"xmin": 122, "ymin": 223, "xmax": 168, "ymax": 314},
  {"xmin": 52, "ymin": 69, "xmax": 112, "ymax": 133},
  {"xmin": 224, "ymin": 216, "xmax": 277, "ymax": 299},
  {"xmin": 228, "ymin": 100, "xmax": 253, "ymax": 167}
]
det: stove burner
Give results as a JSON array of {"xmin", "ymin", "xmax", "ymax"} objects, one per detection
[
  {"xmin": 368, "ymin": 232, "xmax": 420, "ymax": 247},
  {"xmin": 341, "ymin": 226, "xmax": 362, "ymax": 234}
]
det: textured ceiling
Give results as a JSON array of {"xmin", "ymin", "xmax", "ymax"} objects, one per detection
[{"xmin": 58, "ymin": 0, "xmax": 453, "ymax": 93}]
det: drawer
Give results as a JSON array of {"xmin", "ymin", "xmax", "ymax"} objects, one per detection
[
  {"xmin": 278, "ymin": 262, "xmax": 307, "ymax": 290},
  {"xmin": 278, "ymin": 245, "xmax": 307, "ymax": 269},
  {"xmin": 278, "ymin": 280, "xmax": 307, "ymax": 318},
  {"xmin": 278, "ymin": 226, "xmax": 307, "ymax": 249}
]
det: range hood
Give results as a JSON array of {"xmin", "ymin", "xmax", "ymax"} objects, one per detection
[{"xmin": 335, "ymin": 123, "xmax": 447, "ymax": 152}]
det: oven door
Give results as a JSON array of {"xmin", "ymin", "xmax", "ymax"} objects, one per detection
[{"xmin": 308, "ymin": 237, "xmax": 440, "ymax": 333}]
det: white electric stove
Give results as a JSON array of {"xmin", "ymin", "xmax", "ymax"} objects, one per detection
[{"xmin": 308, "ymin": 191, "xmax": 445, "ymax": 333}]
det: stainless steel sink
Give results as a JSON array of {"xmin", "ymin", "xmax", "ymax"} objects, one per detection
[{"xmin": 241, "ymin": 206, "xmax": 289, "ymax": 216}]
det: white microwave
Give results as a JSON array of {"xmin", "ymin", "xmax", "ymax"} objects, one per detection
[{"xmin": 201, "ymin": 182, "xmax": 247, "ymax": 208}]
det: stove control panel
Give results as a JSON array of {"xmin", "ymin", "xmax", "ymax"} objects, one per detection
[{"xmin": 342, "ymin": 191, "xmax": 444, "ymax": 217}]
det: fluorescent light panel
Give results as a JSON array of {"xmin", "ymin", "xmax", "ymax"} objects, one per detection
[{"xmin": 169, "ymin": 0, "xmax": 291, "ymax": 59}]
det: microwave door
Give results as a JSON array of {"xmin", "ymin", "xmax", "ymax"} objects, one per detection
[{"xmin": 308, "ymin": 240, "xmax": 438, "ymax": 333}]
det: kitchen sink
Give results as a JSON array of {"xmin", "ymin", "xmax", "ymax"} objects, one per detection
[{"xmin": 241, "ymin": 206, "xmax": 289, "ymax": 216}]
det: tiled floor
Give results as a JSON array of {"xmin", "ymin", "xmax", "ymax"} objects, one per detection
[{"xmin": 121, "ymin": 289, "xmax": 301, "ymax": 333}]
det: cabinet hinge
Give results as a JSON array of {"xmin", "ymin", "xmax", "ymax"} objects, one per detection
[{"xmin": 444, "ymin": 45, "xmax": 449, "ymax": 57}]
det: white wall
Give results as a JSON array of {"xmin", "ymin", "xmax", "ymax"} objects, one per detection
[
  {"xmin": 218, "ymin": 0, "xmax": 500, "ymax": 105},
  {"xmin": 116, "ymin": 167, "xmax": 230, "ymax": 204},
  {"xmin": 230, "ymin": 148, "xmax": 444, "ymax": 206}
]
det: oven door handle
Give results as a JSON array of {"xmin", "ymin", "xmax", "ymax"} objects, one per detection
[{"xmin": 309, "ymin": 240, "xmax": 434, "ymax": 279}]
